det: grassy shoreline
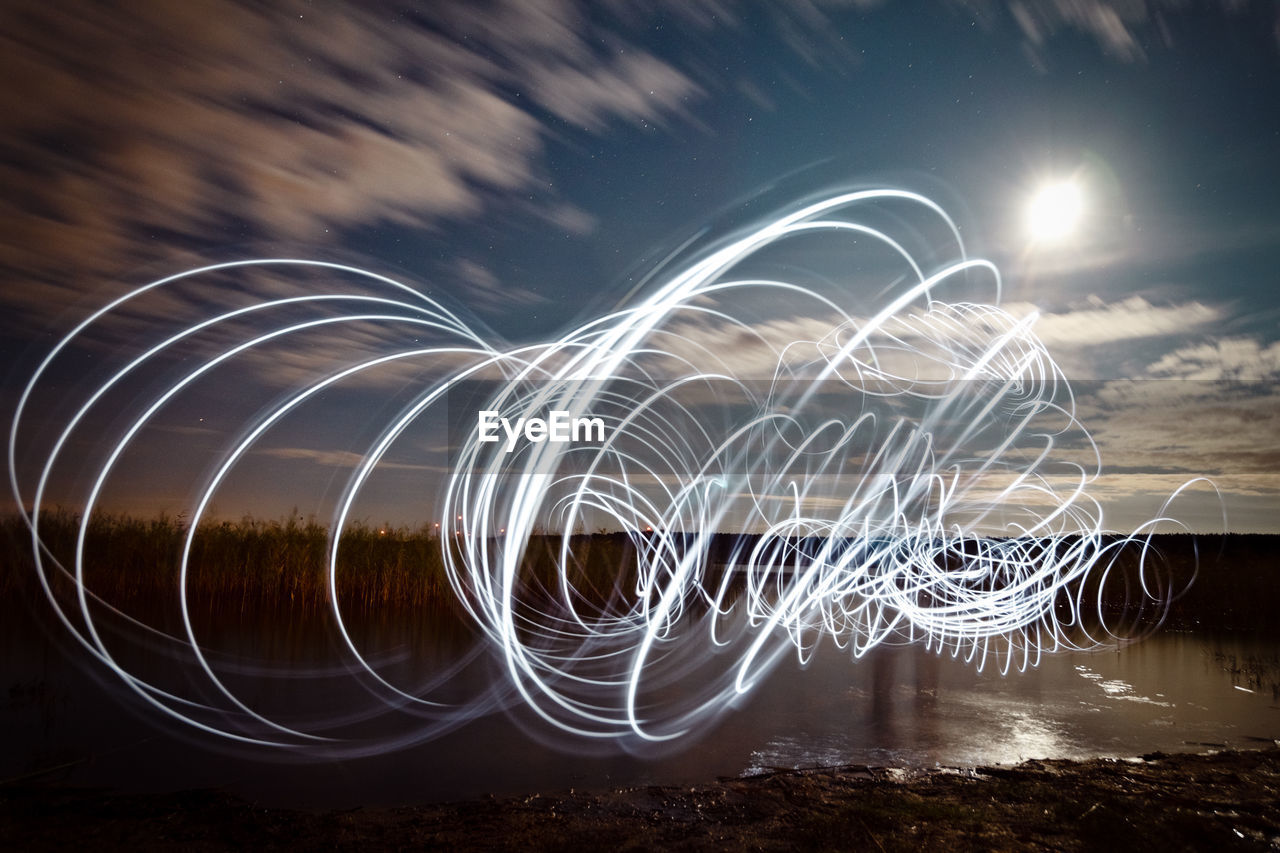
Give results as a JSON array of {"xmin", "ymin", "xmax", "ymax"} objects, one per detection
[
  {"xmin": 3, "ymin": 747, "xmax": 1278, "ymax": 850},
  {"xmin": 4, "ymin": 514, "xmax": 1279, "ymax": 848},
  {"xmin": 3, "ymin": 511, "xmax": 1277, "ymax": 630}
]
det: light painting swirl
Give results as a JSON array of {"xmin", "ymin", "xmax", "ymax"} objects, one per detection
[{"xmin": 8, "ymin": 189, "xmax": 1203, "ymax": 755}]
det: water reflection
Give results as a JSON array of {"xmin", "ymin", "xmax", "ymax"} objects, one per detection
[
  {"xmin": 3, "ymin": 601, "xmax": 1278, "ymax": 807},
  {"xmin": 1074, "ymin": 664, "xmax": 1173, "ymax": 707},
  {"xmin": 745, "ymin": 632, "xmax": 1279, "ymax": 781}
]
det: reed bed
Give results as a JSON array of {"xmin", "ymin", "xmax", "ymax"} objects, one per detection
[
  {"xmin": 0, "ymin": 511, "xmax": 640, "ymax": 619},
  {"xmin": 0, "ymin": 513, "xmax": 1274, "ymax": 631},
  {"xmin": 0, "ymin": 511, "xmax": 453, "ymax": 617}
]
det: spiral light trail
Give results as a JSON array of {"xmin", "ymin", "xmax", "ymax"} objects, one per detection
[{"xmin": 9, "ymin": 189, "xmax": 1201, "ymax": 755}]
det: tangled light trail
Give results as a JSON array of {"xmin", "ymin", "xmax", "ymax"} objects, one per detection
[{"xmin": 9, "ymin": 189, "xmax": 1203, "ymax": 755}]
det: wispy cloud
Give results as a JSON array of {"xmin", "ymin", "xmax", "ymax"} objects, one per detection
[
  {"xmin": 4, "ymin": 0, "xmax": 1271, "ymax": 336},
  {"xmin": 0, "ymin": 0, "xmax": 701, "ymax": 327},
  {"xmin": 1076, "ymin": 380, "xmax": 1280, "ymax": 487},
  {"xmin": 254, "ymin": 446, "xmax": 444, "ymax": 473},
  {"xmin": 952, "ymin": 0, "xmax": 1278, "ymax": 66},
  {"xmin": 453, "ymin": 258, "xmax": 548, "ymax": 314},
  {"xmin": 1006, "ymin": 295, "xmax": 1219, "ymax": 348},
  {"xmin": 1146, "ymin": 336, "xmax": 1280, "ymax": 380}
]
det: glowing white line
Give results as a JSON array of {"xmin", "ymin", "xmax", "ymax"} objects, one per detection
[{"xmin": 10, "ymin": 192, "xmax": 1211, "ymax": 751}]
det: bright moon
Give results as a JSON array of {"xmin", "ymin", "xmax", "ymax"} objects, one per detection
[{"xmin": 1026, "ymin": 181, "xmax": 1083, "ymax": 243}]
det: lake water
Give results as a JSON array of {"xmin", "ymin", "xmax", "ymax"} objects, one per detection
[{"xmin": 3, "ymin": 602, "xmax": 1278, "ymax": 808}]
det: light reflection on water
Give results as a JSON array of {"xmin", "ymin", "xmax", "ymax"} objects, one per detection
[
  {"xmin": 744, "ymin": 632, "xmax": 1279, "ymax": 777},
  {"xmin": 3, "ymin": 603, "xmax": 1278, "ymax": 807}
]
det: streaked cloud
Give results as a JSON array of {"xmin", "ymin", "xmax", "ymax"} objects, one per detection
[
  {"xmin": 454, "ymin": 259, "xmax": 548, "ymax": 314},
  {"xmin": 3, "ymin": 0, "xmax": 1270, "ymax": 334},
  {"xmin": 1075, "ymin": 381, "xmax": 1280, "ymax": 509},
  {"xmin": 1007, "ymin": 296, "xmax": 1219, "ymax": 348},
  {"xmin": 0, "ymin": 0, "xmax": 700, "ymax": 326},
  {"xmin": 254, "ymin": 446, "xmax": 443, "ymax": 473},
  {"xmin": 1146, "ymin": 336, "xmax": 1280, "ymax": 380},
  {"xmin": 953, "ymin": 0, "xmax": 1277, "ymax": 65}
]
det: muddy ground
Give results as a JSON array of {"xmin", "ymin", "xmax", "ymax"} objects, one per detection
[{"xmin": 4, "ymin": 747, "xmax": 1280, "ymax": 851}]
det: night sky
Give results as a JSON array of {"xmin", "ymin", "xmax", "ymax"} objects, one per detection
[{"xmin": 3, "ymin": 1, "xmax": 1279, "ymax": 531}]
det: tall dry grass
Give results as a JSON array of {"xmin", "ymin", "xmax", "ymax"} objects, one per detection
[
  {"xmin": 0, "ymin": 510, "xmax": 454, "ymax": 616},
  {"xmin": 1, "ymin": 513, "xmax": 1272, "ymax": 631},
  {"xmin": 0, "ymin": 511, "xmax": 642, "ymax": 619}
]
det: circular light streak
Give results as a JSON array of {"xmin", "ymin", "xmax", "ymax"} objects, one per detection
[{"xmin": 9, "ymin": 189, "xmax": 1200, "ymax": 755}]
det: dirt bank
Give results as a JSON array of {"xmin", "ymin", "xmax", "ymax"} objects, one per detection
[{"xmin": 4, "ymin": 747, "xmax": 1279, "ymax": 851}]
